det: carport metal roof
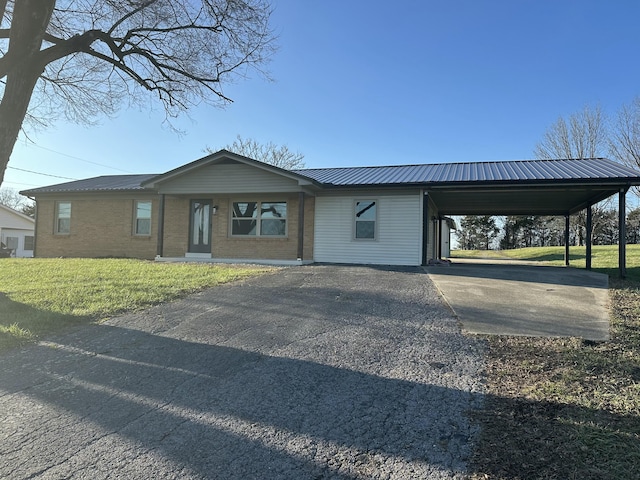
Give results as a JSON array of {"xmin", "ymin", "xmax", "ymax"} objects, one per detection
[{"xmin": 297, "ymin": 157, "xmax": 640, "ymax": 215}]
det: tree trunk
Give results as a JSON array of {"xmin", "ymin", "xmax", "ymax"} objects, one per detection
[{"xmin": 0, "ymin": 0, "xmax": 55, "ymax": 186}]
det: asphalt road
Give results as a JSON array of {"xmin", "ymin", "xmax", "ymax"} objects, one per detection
[{"xmin": 0, "ymin": 265, "xmax": 485, "ymax": 479}]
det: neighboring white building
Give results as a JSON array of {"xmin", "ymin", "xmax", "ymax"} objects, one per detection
[{"xmin": 0, "ymin": 204, "xmax": 35, "ymax": 258}]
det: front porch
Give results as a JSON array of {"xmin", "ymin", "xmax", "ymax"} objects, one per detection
[{"xmin": 154, "ymin": 254, "xmax": 312, "ymax": 266}]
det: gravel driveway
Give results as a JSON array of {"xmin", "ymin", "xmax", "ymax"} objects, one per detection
[{"xmin": 0, "ymin": 265, "xmax": 485, "ymax": 479}]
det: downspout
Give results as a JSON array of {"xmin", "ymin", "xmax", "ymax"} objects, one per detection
[
  {"xmin": 156, "ymin": 194, "xmax": 165, "ymax": 258},
  {"xmin": 26, "ymin": 195, "xmax": 37, "ymax": 257},
  {"xmin": 297, "ymin": 192, "xmax": 304, "ymax": 261},
  {"xmin": 421, "ymin": 191, "xmax": 429, "ymax": 266}
]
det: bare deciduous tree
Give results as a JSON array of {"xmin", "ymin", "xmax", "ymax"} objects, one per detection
[
  {"xmin": 0, "ymin": 0, "xmax": 276, "ymax": 185},
  {"xmin": 0, "ymin": 187, "xmax": 23, "ymax": 209},
  {"xmin": 0, "ymin": 186, "xmax": 34, "ymax": 214},
  {"xmin": 534, "ymin": 105, "xmax": 607, "ymax": 160},
  {"xmin": 209, "ymin": 135, "xmax": 305, "ymax": 169},
  {"xmin": 534, "ymin": 104, "xmax": 615, "ymax": 245},
  {"xmin": 609, "ymin": 97, "xmax": 640, "ymax": 171}
]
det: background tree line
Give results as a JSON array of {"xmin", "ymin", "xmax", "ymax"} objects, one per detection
[
  {"xmin": 456, "ymin": 208, "xmax": 640, "ymax": 250},
  {"xmin": 455, "ymin": 100, "xmax": 640, "ymax": 251}
]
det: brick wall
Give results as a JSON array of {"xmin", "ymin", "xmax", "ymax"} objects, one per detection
[
  {"xmin": 34, "ymin": 195, "xmax": 159, "ymax": 259},
  {"xmin": 162, "ymin": 193, "xmax": 315, "ymax": 261},
  {"xmin": 34, "ymin": 192, "xmax": 316, "ymax": 262}
]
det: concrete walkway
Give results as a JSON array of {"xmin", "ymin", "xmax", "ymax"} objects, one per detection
[{"xmin": 426, "ymin": 259, "xmax": 610, "ymax": 341}]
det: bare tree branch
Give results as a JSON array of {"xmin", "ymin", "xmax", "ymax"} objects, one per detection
[
  {"xmin": 610, "ymin": 97, "xmax": 640, "ymax": 170},
  {"xmin": 534, "ymin": 105, "xmax": 607, "ymax": 160},
  {"xmin": 0, "ymin": 0, "xmax": 277, "ymax": 186},
  {"xmin": 208, "ymin": 135, "xmax": 305, "ymax": 170}
]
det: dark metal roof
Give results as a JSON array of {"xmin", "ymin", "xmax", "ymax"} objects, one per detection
[
  {"xmin": 294, "ymin": 158, "xmax": 640, "ymax": 186},
  {"xmin": 21, "ymin": 174, "xmax": 158, "ymax": 195},
  {"xmin": 20, "ymin": 159, "xmax": 640, "ymax": 215}
]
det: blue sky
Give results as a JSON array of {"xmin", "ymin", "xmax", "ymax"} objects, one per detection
[{"xmin": 5, "ymin": 0, "xmax": 640, "ymax": 190}]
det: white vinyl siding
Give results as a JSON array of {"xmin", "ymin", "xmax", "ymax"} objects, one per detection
[
  {"xmin": 1, "ymin": 229, "xmax": 35, "ymax": 258},
  {"xmin": 314, "ymin": 193, "xmax": 422, "ymax": 266},
  {"xmin": 157, "ymin": 163, "xmax": 302, "ymax": 194},
  {"xmin": 0, "ymin": 205, "xmax": 35, "ymax": 258}
]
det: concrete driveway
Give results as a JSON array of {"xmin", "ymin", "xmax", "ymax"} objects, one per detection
[
  {"xmin": 427, "ymin": 259, "xmax": 610, "ymax": 341},
  {"xmin": 0, "ymin": 265, "xmax": 484, "ymax": 480}
]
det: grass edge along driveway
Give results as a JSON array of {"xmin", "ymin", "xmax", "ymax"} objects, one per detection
[{"xmin": 0, "ymin": 258, "xmax": 273, "ymax": 351}]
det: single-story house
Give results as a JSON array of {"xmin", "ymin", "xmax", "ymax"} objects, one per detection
[
  {"xmin": 20, "ymin": 150, "xmax": 640, "ymax": 269},
  {"xmin": 0, "ymin": 203, "xmax": 35, "ymax": 258}
]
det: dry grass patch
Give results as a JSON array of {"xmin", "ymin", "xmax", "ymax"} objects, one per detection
[{"xmin": 470, "ymin": 278, "xmax": 640, "ymax": 480}]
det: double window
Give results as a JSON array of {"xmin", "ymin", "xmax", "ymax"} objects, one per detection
[
  {"xmin": 55, "ymin": 202, "xmax": 71, "ymax": 234},
  {"xmin": 134, "ymin": 200, "xmax": 152, "ymax": 236},
  {"xmin": 231, "ymin": 201, "xmax": 287, "ymax": 237},
  {"xmin": 355, "ymin": 200, "xmax": 377, "ymax": 240}
]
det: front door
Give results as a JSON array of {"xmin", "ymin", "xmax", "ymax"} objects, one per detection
[{"xmin": 189, "ymin": 199, "xmax": 212, "ymax": 253}]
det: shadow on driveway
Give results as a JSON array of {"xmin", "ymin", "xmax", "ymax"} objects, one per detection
[{"xmin": 0, "ymin": 265, "xmax": 483, "ymax": 479}]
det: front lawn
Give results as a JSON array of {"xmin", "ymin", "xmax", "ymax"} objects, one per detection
[{"xmin": 0, "ymin": 258, "xmax": 272, "ymax": 351}]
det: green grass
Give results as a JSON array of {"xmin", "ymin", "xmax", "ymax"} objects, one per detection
[
  {"xmin": 452, "ymin": 244, "xmax": 640, "ymax": 280},
  {"xmin": 0, "ymin": 258, "xmax": 272, "ymax": 351}
]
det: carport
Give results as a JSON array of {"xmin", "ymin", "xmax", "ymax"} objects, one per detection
[{"xmin": 423, "ymin": 158, "xmax": 640, "ymax": 277}]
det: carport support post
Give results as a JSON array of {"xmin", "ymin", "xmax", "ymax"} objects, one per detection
[
  {"xmin": 564, "ymin": 215, "xmax": 570, "ymax": 266},
  {"xmin": 619, "ymin": 188, "xmax": 627, "ymax": 278},
  {"xmin": 437, "ymin": 217, "xmax": 443, "ymax": 259},
  {"xmin": 586, "ymin": 204, "xmax": 592, "ymax": 270}
]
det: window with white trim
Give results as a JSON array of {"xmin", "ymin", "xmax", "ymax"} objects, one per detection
[
  {"xmin": 55, "ymin": 202, "xmax": 71, "ymax": 234},
  {"xmin": 134, "ymin": 200, "xmax": 152, "ymax": 235},
  {"xmin": 354, "ymin": 200, "xmax": 377, "ymax": 240},
  {"xmin": 231, "ymin": 201, "xmax": 287, "ymax": 237}
]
